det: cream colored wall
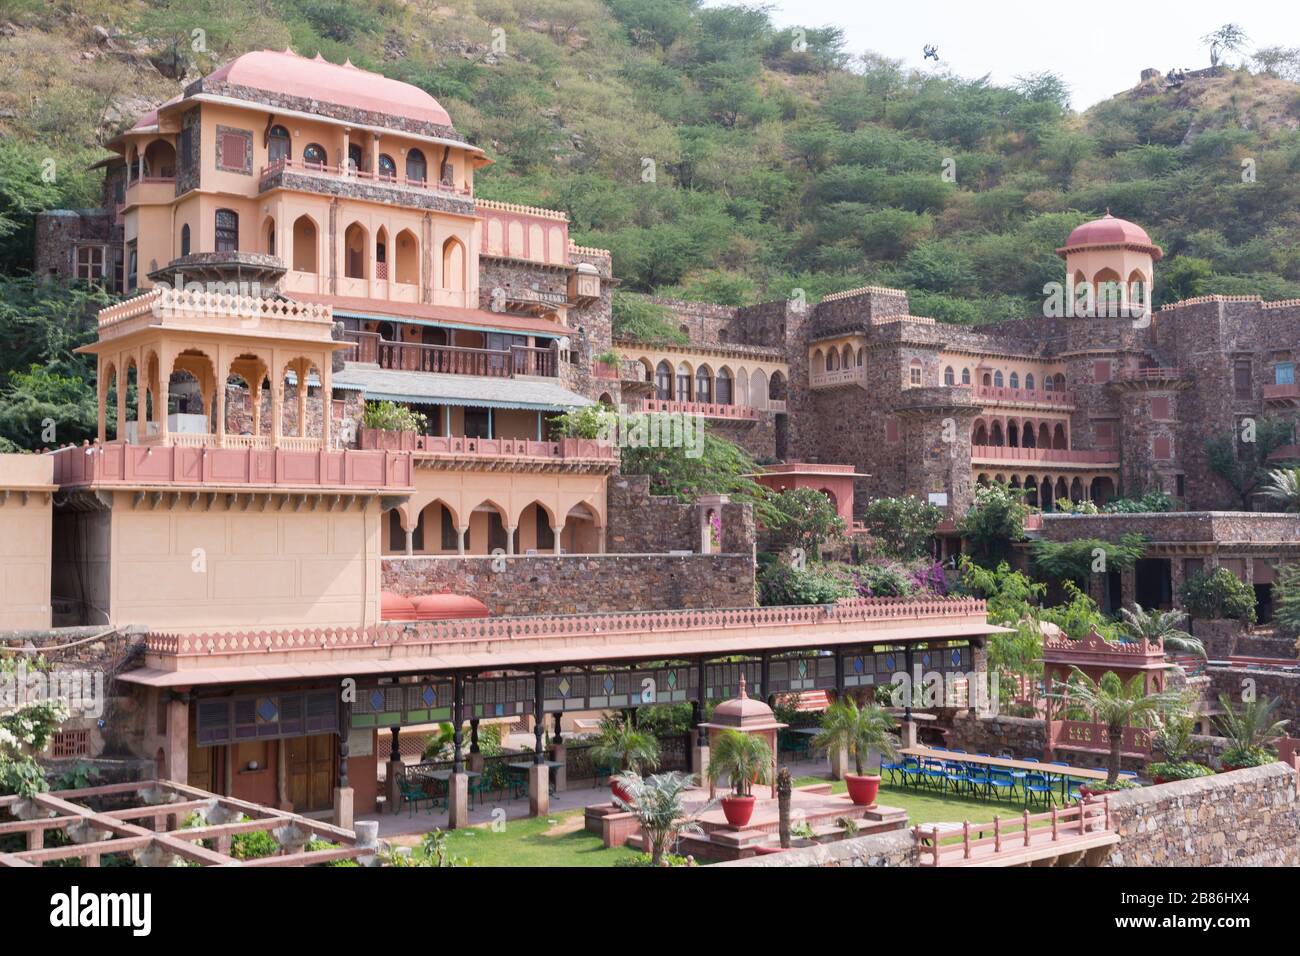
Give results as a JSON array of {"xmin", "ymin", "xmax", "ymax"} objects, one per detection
[
  {"xmin": 938, "ymin": 352, "xmax": 1066, "ymax": 390},
  {"xmin": 103, "ymin": 492, "xmax": 382, "ymax": 631},
  {"xmin": 0, "ymin": 455, "xmax": 54, "ymax": 630}
]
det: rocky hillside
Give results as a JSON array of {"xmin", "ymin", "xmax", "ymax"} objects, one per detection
[{"xmin": 3, "ymin": 1, "xmax": 1300, "ymax": 318}]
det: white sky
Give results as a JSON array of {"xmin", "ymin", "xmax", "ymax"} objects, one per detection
[{"xmin": 747, "ymin": 1, "xmax": 1300, "ymax": 109}]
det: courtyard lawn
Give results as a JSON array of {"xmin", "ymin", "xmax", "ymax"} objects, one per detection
[
  {"xmin": 428, "ymin": 810, "xmax": 644, "ymax": 867},
  {"xmin": 793, "ymin": 775, "xmax": 1028, "ymax": 826}
]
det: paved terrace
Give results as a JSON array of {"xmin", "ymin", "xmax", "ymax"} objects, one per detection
[{"xmin": 119, "ymin": 596, "xmax": 1002, "ymax": 687}]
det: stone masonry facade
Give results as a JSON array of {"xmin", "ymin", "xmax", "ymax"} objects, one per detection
[{"xmin": 381, "ymin": 552, "xmax": 755, "ymax": 615}]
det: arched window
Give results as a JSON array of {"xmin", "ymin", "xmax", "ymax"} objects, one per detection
[
  {"xmin": 1025, "ymin": 373, "xmax": 1035, "ymax": 391},
  {"xmin": 856, "ymin": 348, "xmax": 864, "ymax": 366},
  {"xmin": 407, "ymin": 148, "xmax": 427, "ymax": 184},
  {"xmin": 268, "ymin": 125, "xmax": 291, "ymax": 165},
  {"xmin": 695, "ymin": 366, "xmax": 712, "ymax": 404},
  {"xmin": 841, "ymin": 345, "xmax": 852, "ymax": 369},
  {"xmin": 344, "ymin": 222, "xmax": 368, "ymax": 279},
  {"xmin": 347, "ymin": 143, "xmax": 365, "ymax": 174},
  {"xmin": 303, "ymin": 143, "xmax": 327, "ymax": 168},
  {"xmin": 961, "ymin": 368, "xmax": 971, "ymax": 385},
  {"xmin": 827, "ymin": 350, "xmax": 838, "ymax": 371},
  {"xmin": 655, "ymin": 361, "xmax": 672, "ymax": 400},
  {"xmin": 215, "ymin": 209, "xmax": 239, "ymax": 253},
  {"xmin": 441, "ymin": 237, "xmax": 465, "ymax": 291},
  {"xmin": 292, "ymin": 216, "xmax": 317, "ymax": 273},
  {"xmin": 993, "ymin": 370, "xmax": 1004, "ymax": 388},
  {"xmin": 676, "ymin": 363, "xmax": 692, "ymax": 401},
  {"xmin": 982, "ymin": 372, "xmax": 992, "ymax": 386},
  {"xmin": 375, "ymin": 226, "xmax": 388, "ymax": 280},
  {"xmin": 1009, "ymin": 372, "xmax": 1020, "ymax": 390},
  {"xmin": 378, "ymin": 154, "xmax": 397, "ymax": 180},
  {"xmin": 394, "ymin": 229, "xmax": 418, "ymax": 285},
  {"xmin": 263, "ymin": 217, "xmax": 275, "ymax": 256},
  {"xmin": 944, "ymin": 366, "xmax": 955, "ymax": 386},
  {"xmin": 716, "ymin": 367, "xmax": 733, "ymax": 405},
  {"xmin": 180, "ymin": 223, "xmax": 190, "ymax": 257},
  {"xmin": 1044, "ymin": 375, "xmax": 1054, "ymax": 393}
]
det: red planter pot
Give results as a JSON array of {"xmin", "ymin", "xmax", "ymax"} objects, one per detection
[
  {"xmin": 844, "ymin": 773, "xmax": 881, "ymax": 806},
  {"xmin": 610, "ymin": 779, "xmax": 634, "ymax": 806},
  {"xmin": 720, "ymin": 795, "xmax": 756, "ymax": 828}
]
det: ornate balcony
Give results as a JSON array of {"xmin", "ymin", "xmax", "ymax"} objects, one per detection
[
  {"xmin": 809, "ymin": 366, "xmax": 867, "ymax": 390},
  {"xmin": 1263, "ymin": 382, "xmax": 1300, "ymax": 405},
  {"xmin": 974, "ymin": 384, "xmax": 1075, "ymax": 410},
  {"xmin": 257, "ymin": 158, "xmax": 475, "ymax": 215},
  {"xmin": 49, "ymin": 441, "xmax": 413, "ymax": 493},
  {"xmin": 342, "ymin": 330, "xmax": 557, "ymax": 378},
  {"xmin": 358, "ymin": 428, "xmax": 617, "ymax": 472},
  {"xmin": 634, "ymin": 398, "xmax": 759, "ymax": 420},
  {"xmin": 970, "ymin": 446, "xmax": 1119, "ymax": 467}
]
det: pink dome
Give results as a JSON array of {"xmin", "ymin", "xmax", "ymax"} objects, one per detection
[
  {"xmin": 205, "ymin": 50, "xmax": 454, "ymax": 128},
  {"xmin": 380, "ymin": 591, "xmax": 417, "ymax": 621},
  {"xmin": 1060, "ymin": 213, "xmax": 1162, "ymax": 259},
  {"xmin": 411, "ymin": 593, "xmax": 490, "ymax": 621}
]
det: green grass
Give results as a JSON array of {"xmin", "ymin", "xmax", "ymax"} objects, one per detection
[
  {"xmin": 435, "ymin": 810, "xmax": 643, "ymax": 867},
  {"xmin": 793, "ymin": 775, "xmax": 1048, "ymax": 826}
]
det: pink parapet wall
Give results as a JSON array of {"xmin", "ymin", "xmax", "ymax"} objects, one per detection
[{"xmin": 49, "ymin": 441, "xmax": 413, "ymax": 492}]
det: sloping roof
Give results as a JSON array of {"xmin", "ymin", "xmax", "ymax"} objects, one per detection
[
  {"xmin": 291, "ymin": 293, "xmax": 569, "ymax": 339},
  {"xmin": 333, "ymin": 365, "xmax": 594, "ymax": 411}
]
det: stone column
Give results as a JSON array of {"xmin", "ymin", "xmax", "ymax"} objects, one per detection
[
  {"xmin": 447, "ymin": 771, "xmax": 470, "ymax": 829},
  {"xmin": 468, "ymin": 719, "xmax": 485, "ymax": 773},
  {"xmin": 1120, "ymin": 566, "xmax": 1136, "ymax": 609},
  {"xmin": 296, "ymin": 364, "xmax": 308, "ymax": 438},
  {"xmin": 320, "ymin": 361, "xmax": 332, "ymax": 449},
  {"xmin": 899, "ymin": 717, "xmax": 919, "ymax": 750},
  {"xmin": 528, "ymin": 763, "xmax": 550, "ymax": 816},
  {"xmin": 387, "ymin": 726, "xmax": 403, "ymax": 815},
  {"xmin": 116, "ymin": 373, "xmax": 127, "ymax": 442},
  {"xmin": 215, "ymin": 377, "xmax": 226, "ymax": 447},
  {"xmin": 333, "ymin": 699, "xmax": 354, "ymax": 830},
  {"xmin": 164, "ymin": 692, "xmax": 189, "ymax": 783},
  {"xmin": 828, "ymin": 745, "xmax": 850, "ymax": 780},
  {"xmin": 405, "ymin": 526, "xmax": 414, "ymax": 557},
  {"xmin": 551, "ymin": 712, "xmax": 566, "ymax": 791},
  {"xmin": 552, "ymin": 525, "xmax": 564, "ymax": 555},
  {"xmin": 506, "ymin": 527, "xmax": 517, "ymax": 555}
]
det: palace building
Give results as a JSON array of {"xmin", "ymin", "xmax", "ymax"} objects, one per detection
[{"xmin": 14, "ymin": 50, "xmax": 1298, "ymax": 835}]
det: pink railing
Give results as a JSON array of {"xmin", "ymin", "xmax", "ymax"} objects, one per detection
[
  {"xmin": 1263, "ymin": 382, "xmax": 1300, "ymax": 401},
  {"xmin": 358, "ymin": 428, "xmax": 616, "ymax": 461},
  {"xmin": 259, "ymin": 158, "xmax": 471, "ymax": 198},
  {"xmin": 971, "ymin": 446, "xmax": 1117, "ymax": 464},
  {"xmin": 635, "ymin": 398, "xmax": 759, "ymax": 420},
  {"xmin": 974, "ymin": 384, "xmax": 1075, "ymax": 408},
  {"xmin": 143, "ymin": 594, "xmax": 988, "ymax": 657},
  {"xmin": 48, "ymin": 441, "xmax": 413, "ymax": 491},
  {"xmin": 914, "ymin": 797, "xmax": 1111, "ymax": 866},
  {"xmin": 1048, "ymin": 720, "xmax": 1153, "ymax": 757},
  {"xmin": 342, "ymin": 330, "xmax": 556, "ymax": 378}
]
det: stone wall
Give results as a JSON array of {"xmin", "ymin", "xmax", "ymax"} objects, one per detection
[
  {"xmin": 381, "ymin": 552, "xmax": 756, "ymax": 615},
  {"xmin": 944, "ymin": 712, "xmax": 1047, "ymax": 757},
  {"xmin": 604, "ymin": 474, "xmax": 755, "ymax": 556},
  {"xmin": 1210, "ymin": 665, "xmax": 1300, "ymax": 729},
  {"xmin": 1103, "ymin": 762, "xmax": 1300, "ymax": 866},
  {"xmin": 718, "ymin": 827, "xmax": 919, "ymax": 868}
]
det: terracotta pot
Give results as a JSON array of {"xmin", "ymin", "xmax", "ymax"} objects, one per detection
[
  {"xmin": 1151, "ymin": 776, "xmax": 1168, "ymax": 785},
  {"xmin": 844, "ymin": 773, "xmax": 881, "ymax": 806},
  {"xmin": 721, "ymin": 795, "xmax": 756, "ymax": 827}
]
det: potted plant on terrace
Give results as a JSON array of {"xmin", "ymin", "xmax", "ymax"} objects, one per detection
[
  {"xmin": 589, "ymin": 715, "xmax": 660, "ymax": 805},
  {"xmin": 812, "ymin": 696, "xmax": 899, "ymax": 806},
  {"xmin": 706, "ymin": 729, "xmax": 775, "ymax": 828},
  {"xmin": 359, "ymin": 400, "xmax": 427, "ymax": 450},
  {"xmin": 1215, "ymin": 694, "xmax": 1288, "ymax": 771}
]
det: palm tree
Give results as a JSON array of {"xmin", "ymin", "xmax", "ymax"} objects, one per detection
[
  {"xmin": 706, "ymin": 729, "xmax": 774, "ymax": 797},
  {"xmin": 1051, "ymin": 667, "xmax": 1184, "ymax": 784},
  {"xmin": 588, "ymin": 714, "xmax": 660, "ymax": 777},
  {"xmin": 1118, "ymin": 604, "xmax": 1205, "ymax": 658},
  {"xmin": 1261, "ymin": 467, "xmax": 1300, "ymax": 513},
  {"xmin": 1215, "ymin": 694, "xmax": 1289, "ymax": 767},
  {"xmin": 611, "ymin": 771, "xmax": 713, "ymax": 866},
  {"xmin": 812, "ymin": 697, "xmax": 899, "ymax": 776}
]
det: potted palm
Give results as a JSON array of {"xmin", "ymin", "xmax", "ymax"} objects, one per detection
[
  {"xmin": 1118, "ymin": 604, "xmax": 1206, "ymax": 658},
  {"xmin": 589, "ymin": 715, "xmax": 660, "ymax": 805},
  {"xmin": 1050, "ymin": 667, "xmax": 1182, "ymax": 789},
  {"xmin": 610, "ymin": 771, "xmax": 714, "ymax": 866},
  {"xmin": 706, "ymin": 729, "xmax": 775, "ymax": 827},
  {"xmin": 1215, "ymin": 694, "xmax": 1288, "ymax": 771},
  {"xmin": 1147, "ymin": 705, "xmax": 1213, "ymax": 784},
  {"xmin": 812, "ymin": 697, "xmax": 899, "ymax": 806}
]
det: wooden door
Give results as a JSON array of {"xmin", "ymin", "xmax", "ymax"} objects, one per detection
[
  {"xmin": 187, "ymin": 734, "xmax": 215, "ymax": 793},
  {"xmin": 287, "ymin": 733, "xmax": 336, "ymax": 812}
]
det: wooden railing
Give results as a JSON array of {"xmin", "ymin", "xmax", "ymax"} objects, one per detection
[
  {"xmin": 342, "ymin": 330, "xmax": 556, "ymax": 378},
  {"xmin": 913, "ymin": 797, "xmax": 1111, "ymax": 866}
]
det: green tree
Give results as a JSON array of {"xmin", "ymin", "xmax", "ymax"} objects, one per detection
[
  {"xmin": 0, "ymin": 365, "xmax": 98, "ymax": 450},
  {"xmin": 589, "ymin": 714, "xmax": 660, "ymax": 775},
  {"xmin": 1260, "ymin": 467, "xmax": 1300, "ymax": 512},
  {"xmin": 1215, "ymin": 694, "xmax": 1288, "ymax": 768},
  {"xmin": 706, "ymin": 728, "xmax": 774, "ymax": 797},
  {"xmin": 860, "ymin": 496, "xmax": 945, "ymax": 560},
  {"xmin": 1180, "ymin": 567, "xmax": 1257, "ymax": 624},
  {"xmin": 764, "ymin": 487, "xmax": 845, "ymax": 560},
  {"xmin": 1118, "ymin": 605, "xmax": 1205, "ymax": 657},
  {"xmin": 958, "ymin": 482, "xmax": 1028, "ymax": 566},
  {"xmin": 1275, "ymin": 563, "xmax": 1300, "ymax": 639},
  {"xmin": 812, "ymin": 697, "xmax": 898, "ymax": 776},
  {"xmin": 1051, "ymin": 668, "xmax": 1183, "ymax": 783},
  {"xmin": 1206, "ymin": 415, "xmax": 1294, "ymax": 509},
  {"xmin": 610, "ymin": 771, "xmax": 712, "ymax": 866}
]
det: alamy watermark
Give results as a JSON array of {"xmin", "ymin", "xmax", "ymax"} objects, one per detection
[
  {"xmin": 595, "ymin": 405, "xmax": 705, "ymax": 458},
  {"xmin": 0, "ymin": 662, "xmax": 105, "ymax": 720}
]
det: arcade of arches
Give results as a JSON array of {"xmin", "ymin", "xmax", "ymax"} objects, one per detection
[{"xmin": 974, "ymin": 472, "xmax": 1118, "ymax": 510}]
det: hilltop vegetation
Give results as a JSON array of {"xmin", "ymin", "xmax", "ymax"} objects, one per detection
[{"xmin": 2, "ymin": 1, "xmax": 1300, "ymax": 328}]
